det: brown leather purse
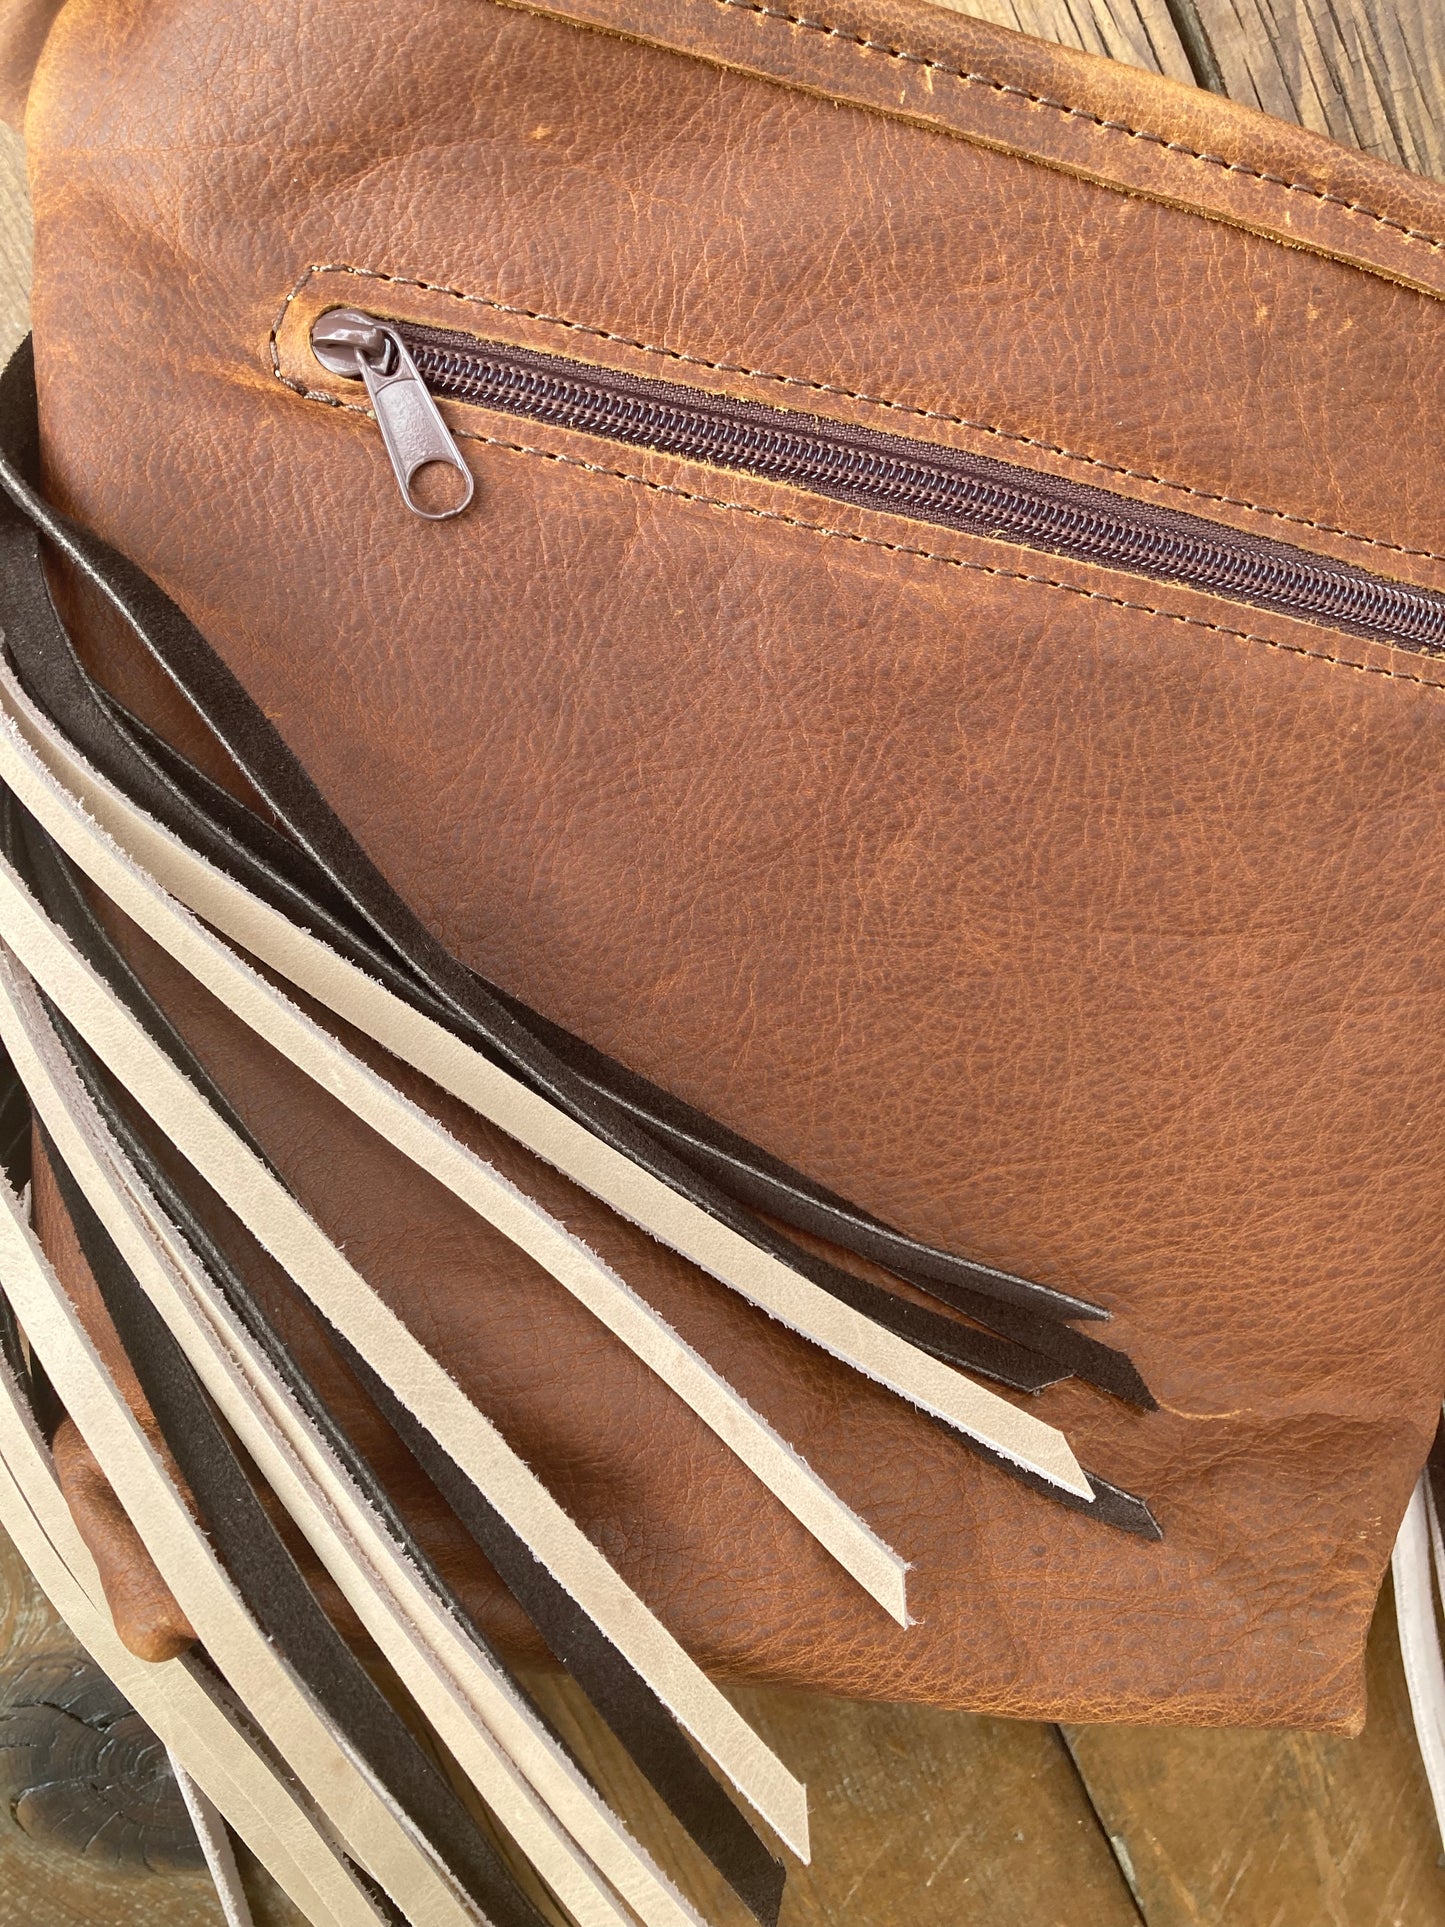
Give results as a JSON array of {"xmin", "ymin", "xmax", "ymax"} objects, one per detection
[{"xmin": 3, "ymin": 1, "xmax": 1445, "ymax": 1921}]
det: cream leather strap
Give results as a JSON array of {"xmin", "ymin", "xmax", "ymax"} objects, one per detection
[
  {"xmin": 0, "ymin": 1157, "xmax": 470, "ymax": 1925},
  {"xmin": 0, "ymin": 858, "xmax": 810, "ymax": 1857},
  {"xmin": 168, "ymin": 1759, "xmax": 259, "ymax": 1927},
  {"xmin": 0, "ymin": 658, "xmax": 1088, "ymax": 1508},
  {"xmin": 1396, "ymin": 1453, "xmax": 1445, "ymax": 1858},
  {"xmin": 4, "ymin": 953, "xmax": 701, "ymax": 1927}
]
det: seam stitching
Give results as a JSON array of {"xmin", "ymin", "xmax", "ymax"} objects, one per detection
[
  {"xmin": 269, "ymin": 361, "xmax": 1445, "ymax": 698},
  {"xmin": 271, "ymin": 263, "xmax": 1445, "ymax": 569},
  {"xmin": 705, "ymin": 0, "xmax": 1445, "ymax": 255}
]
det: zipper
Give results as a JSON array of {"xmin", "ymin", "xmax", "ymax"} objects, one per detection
[
  {"xmin": 310, "ymin": 310, "xmax": 474, "ymax": 519},
  {"xmin": 310, "ymin": 308, "xmax": 1445, "ymax": 654}
]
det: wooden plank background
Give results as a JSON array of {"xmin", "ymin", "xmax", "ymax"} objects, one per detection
[{"xmin": 0, "ymin": 1, "xmax": 1443, "ymax": 1920}]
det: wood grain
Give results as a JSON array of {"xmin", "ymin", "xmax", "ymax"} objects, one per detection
[
  {"xmin": 939, "ymin": 0, "xmax": 1445, "ymax": 183},
  {"xmin": 0, "ymin": 1469, "xmax": 63, "ymax": 1672},
  {"xmin": 0, "ymin": 1522, "xmax": 209, "ymax": 1926},
  {"xmin": 1065, "ymin": 1577, "xmax": 1445, "ymax": 1927},
  {"xmin": 0, "ymin": 1652, "xmax": 204, "ymax": 1873},
  {"xmin": 0, "ymin": 1524, "xmax": 304, "ymax": 1927},
  {"xmin": 932, "ymin": 0, "xmax": 1196, "ymax": 81},
  {"xmin": 1182, "ymin": 0, "xmax": 1445, "ymax": 178},
  {"xmin": 521, "ymin": 1668, "xmax": 1143, "ymax": 1927}
]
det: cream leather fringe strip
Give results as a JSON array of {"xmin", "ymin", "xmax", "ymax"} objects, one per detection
[
  {"xmin": 0, "ymin": 1167, "xmax": 464, "ymax": 1926},
  {"xmin": 5, "ymin": 957, "xmax": 703, "ymax": 1927},
  {"xmin": 0, "ymin": 669, "xmax": 918, "ymax": 1621},
  {"xmin": 0, "ymin": 867, "xmax": 810, "ymax": 1857},
  {"xmin": 1397, "ymin": 1460, "xmax": 1445, "ymax": 1857},
  {"xmin": 0, "ymin": 662, "xmax": 1089, "ymax": 1505},
  {"xmin": 168, "ymin": 1756, "xmax": 259, "ymax": 1927}
]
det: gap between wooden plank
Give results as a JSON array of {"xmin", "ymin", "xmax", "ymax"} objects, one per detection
[{"xmin": 1159, "ymin": 0, "xmax": 1228, "ymax": 89}]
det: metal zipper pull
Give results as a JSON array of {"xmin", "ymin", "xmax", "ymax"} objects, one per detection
[{"xmin": 310, "ymin": 309, "xmax": 474, "ymax": 520}]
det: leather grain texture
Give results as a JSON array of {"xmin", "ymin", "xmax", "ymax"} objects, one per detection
[
  {"xmin": 0, "ymin": 0, "xmax": 59, "ymax": 125},
  {"xmin": 18, "ymin": 0, "xmax": 1445, "ymax": 1727}
]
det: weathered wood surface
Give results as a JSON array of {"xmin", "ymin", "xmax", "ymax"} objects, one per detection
[
  {"xmin": 1068, "ymin": 1580, "xmax": 1445, "ymax": 1927},
  {"xmin": 2, "ymin": 1506, "xmax": 1434, "ymax": 1927},
  {"xmin": 0, "ymin": 1524, "xmax": 304, "ymax": 1927},
  {"xmin": 1185, "ymin": 0, "xmax": 1445, "ymax": 177},
  {"xmin": 0, "ymin": 1525, "xmax": 207, "ymax": 1926},
  {"xmin": 0, "ymin": 1653, "xmax": 203, "ymax": 1873},
  {"xmin": 520, "ymin": 1583, "xmax": 1445, "ymax": 1927},
  {"xmin": 523, "ymin": 1667, "xmax": 1143, "ymax": 1927},
  {"xmin": 0, "ymin": 3, "xmax": 1444, "ymax": 1924},
  {"xmin": 939, "ymin": 0, "xmax": 1445, "ymax": 183},
  {"xmin": 934, "ymin": 0, "xmax": 1195, "ymax": 81}
]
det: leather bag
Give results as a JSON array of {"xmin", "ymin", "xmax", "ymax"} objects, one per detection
[{"xmin": 4, "ymin": 1, "xmax": 1445, "ymax": 1920}]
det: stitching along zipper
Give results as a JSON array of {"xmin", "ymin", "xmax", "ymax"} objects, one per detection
[{"xmin": 310, "ymin": 308, "xmax": 1445, "ymax": 654}]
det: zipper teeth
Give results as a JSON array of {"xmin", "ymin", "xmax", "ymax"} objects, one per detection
[{"xmin": 399, "ymin": 326, "xmax": 1445, "ymax": 656}]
